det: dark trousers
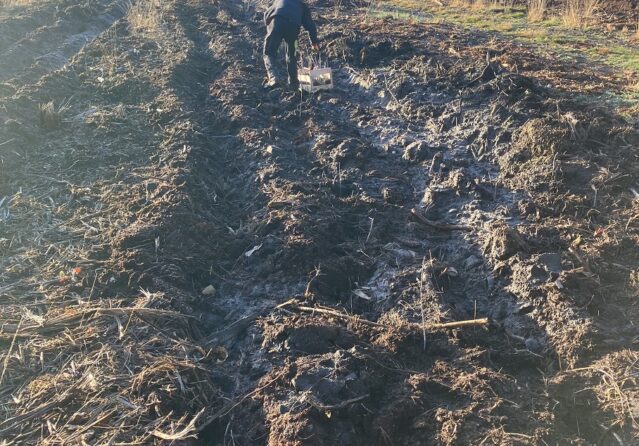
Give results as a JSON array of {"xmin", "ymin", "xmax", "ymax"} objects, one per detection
[{"xmin": 263, "ymin": 16, "xmax": 299, "ymax": 85}]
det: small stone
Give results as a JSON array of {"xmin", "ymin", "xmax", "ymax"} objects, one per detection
[{"xmin": 201, "ymin": 285, "xmax": 216, "ymax": 296}]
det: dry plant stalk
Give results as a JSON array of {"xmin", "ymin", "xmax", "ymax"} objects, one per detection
[
  {"xmin": 594, "ymin": 351, "xmax": 639, "ymax": 430},
  {"xmin": 527, "ymin": 0, "xmax": 547, "ymax": 22},
  {"xmin": 278, "ymin": 301, "xmax": 489, "ymax": 331},
  {"xmin": 419, "ymin": 258, "xmax": 435, "ymax": 351},
  {"xmin": 563, "ymin": 0, "xmax": 600, "ymax": 28},
  {"xmin": 128, "ymin": 0, "xmax": 164, "ymax": 33},
  {"xmin": 39, "ymin": 101, "xmax": 68, "ymax": 130}
]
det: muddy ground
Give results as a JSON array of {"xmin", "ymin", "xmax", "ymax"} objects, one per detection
[{"xmin": 1, "ymin": 0, "xmax": 638, "ymax": 444}]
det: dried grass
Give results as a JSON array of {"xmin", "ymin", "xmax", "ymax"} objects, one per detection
[
  {"xmin": 527, "ymin": 0, "xmax": 547, "ymax": 22},
  {"xmin": 450, "ymin": 0, "xmax": 514, "ymax": 9},
  {"xmin": 563, "ymin": 0, "xmax": 601, "ymax": 28},
  {"xmin": 128, "ymin": 0, "xmax": 164, "ymax": 33},
  {"xmin": 38, "ymin": 101, "xmax": 69, "ymax": 130},
  {"xmin": 449, "ymin": 0, "xmax": 480, "ymax": 8},
  {"xmin": 591, "ymin": 351, "xmax": 639, "ymax": 431}
]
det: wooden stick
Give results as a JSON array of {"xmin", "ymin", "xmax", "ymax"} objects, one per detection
[
  {"xmin": 281, "ymin": 303, "xmax": 384, "ymax": 328},
  {"xmin": 279, "ymin": 301, "xmax": 489, "ymax": 331},
  {"xmin": 308, "ymin": 394, "xmax": 369, "ymax": 411},
  {"xmin": 410, "ymin": 208, "xmax": 472, "ymax": 232},
  {"xmin": 425, "ymin": 318, "xmax": 489, "ymax": 329}
]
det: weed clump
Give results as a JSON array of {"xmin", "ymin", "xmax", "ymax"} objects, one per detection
[
  {"xmin": 527, "ymin": 0, "xmax": 547, "ymax": 22},
  {"xmin": 562, "ymin": 0, "xmax": 600, "ymax": 28},
  {"xmin": 38, "ymin": 101, "xmax": 66, "ymax": 130},
  {"xmin": 127, "ymin": 0, "xmax": 164, "ymax": 33}
]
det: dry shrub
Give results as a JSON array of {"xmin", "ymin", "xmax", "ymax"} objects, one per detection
[
  {"xmin": 591, "ymin": 350, "xmax": 639, "ymax": 431},
  {"xmin": 39, "ymin": 101, "xmax": 68, "ymax": 130},
  {"xmin": 527, "ymin": 0, "xmax": 547, "ymax": 22},
  {"xmin": 128, "ymin": 0, "xmax": 164, "ymax": 33},
  {"xmin": 563, "ymin": 0, "xmax": 600, "ymax": 28}
]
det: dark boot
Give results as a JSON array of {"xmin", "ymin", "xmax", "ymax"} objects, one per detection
[{"xmin": 263, "ymin": 54, "xmax": 282, "ymax": 87}]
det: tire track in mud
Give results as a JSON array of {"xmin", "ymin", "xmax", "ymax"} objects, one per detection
[
  {"xmin": 1, "ymin": 0, "xmax": 637, "ymax": 443},
  {"xmin": 0, "ymin": 0, "xmax": 128, "ymax": 90},
  {"xmin": 137, "ymin": 3, "xmax": 637, "ymax": 440},
  {"xmin": 0, "ymin": 0, "xmax": 64, "ymax": 51},
  {"xmin": 186, "ymin": 2, "xmax": 564, "ymax": 445},
  {"xmin": 189, "ymin": 1, "xmax": 639, "ymax": 444},
  {"xmin": 0, "ymin": 1, "xmax": 259, "ymax": 442}
]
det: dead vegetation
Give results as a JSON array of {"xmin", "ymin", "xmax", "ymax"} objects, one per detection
[
  {"xmin": 385, "ymin": 0, "xmax": 634, "ymax": 31},
  {"xmin": 1, "ymin": 0, "xmax": 639, "ymax": 444},
  {"xmin": 562, "ymin": 0, "xmax": 601, "ymax": 27},
  {"xmin": 38, "ymin": 100, "xmax": 68, "ymax": 130},
  {"xmin": 127, "ymin": 0, "xmax": 164, "ymax": 33},
  {"xmin": 527, "ymin": 0, "xmax": 547, "ymax": 22},
  {"xmin": 591, "ymin": 351, "xmax": 639, "ymax": 432}
]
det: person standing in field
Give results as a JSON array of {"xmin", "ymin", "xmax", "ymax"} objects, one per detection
[{"xmin": 263, "ymin": 0, "xmax": 320, "ymax": 89}]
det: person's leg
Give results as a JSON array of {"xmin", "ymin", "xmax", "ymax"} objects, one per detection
[
  {"xmin": 263, "ymin": 18, "xmax": 284, "ymax": 85},
  {"xmin": 284, "ymin": 26, "xmax": 300, "ymax": 87}
]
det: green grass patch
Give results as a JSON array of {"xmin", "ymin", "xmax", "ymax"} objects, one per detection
[
  {"xmin": 368, "ymin": 0, "xmax": 639, "ymax": 115},
  {"xmin": 374, "ymin": 1, "xmax": 639, "ymax": 78}
]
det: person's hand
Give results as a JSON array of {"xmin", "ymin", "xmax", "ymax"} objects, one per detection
[{"xmin": 312, "ymin": 43, "xmax": 320, "ymax": 53}]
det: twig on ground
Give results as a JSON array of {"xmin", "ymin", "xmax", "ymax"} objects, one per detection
[
  {"xmin": 152, "ymin": 408, "xmax": 205, "ymax": 440},
  {"xmin": 278, "ymin": 301, "xmax": 489, "ymax": 331},
  {"xmin": 307, "ymin": 394, "xmax": 369, "ymax": 411},
  {"xmin": 0, "ymin": 316, "xmax": 22, "ymax": 385},
  {"xmin": 410, "ymin": 208, "xmax": 472, "ymax": 232}
]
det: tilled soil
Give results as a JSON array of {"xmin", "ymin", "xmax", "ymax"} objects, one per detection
[{"xmin": 1, "ymin": 0, "xmax": 638, "ymax": 444}]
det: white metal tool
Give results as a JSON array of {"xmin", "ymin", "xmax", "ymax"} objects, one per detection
[{"xmin": 298, "ymin": 52, "xmax": 333, "ymax": 93}]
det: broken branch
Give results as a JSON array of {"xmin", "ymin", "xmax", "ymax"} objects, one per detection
[
  {"xmin": 410, "ymin": 208, "xmax": 472, "ymax": 232},
  {"xmin": 278, "ymin": 301, "xmax": 489, "ymax": 331}
]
